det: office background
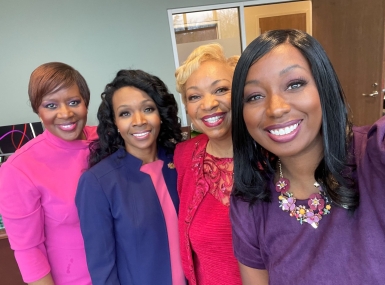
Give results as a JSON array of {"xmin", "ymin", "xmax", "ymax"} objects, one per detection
[{"xmin": 0, "ymin": 0, "xmax": 257, "ymax": 126}]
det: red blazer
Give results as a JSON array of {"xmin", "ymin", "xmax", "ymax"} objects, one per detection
[{"xmin": 174, "ymin": 134, "xmax": 209, "ymax": 285}]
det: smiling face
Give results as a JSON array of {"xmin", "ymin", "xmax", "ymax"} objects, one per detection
[
  {"xmin": 113, "ymin": 86, "xmax": 161, "ymax": 162},
  {"xmin": 242, "ymin": 43, "xmax": 323, "ymax": 159},
  {"xmin": 185, "ymin": 60, "xmax": 233, "ymax": 142},
  {"xmin": 38, "ymin": 84, "xmax": 87, "ymax": 141}
]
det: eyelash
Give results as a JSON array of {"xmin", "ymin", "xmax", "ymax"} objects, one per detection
[
  {"xmin": 44, "ymin": 100, "xmax": 80, "ymax": 109},
  {"xmin": 187, "ymin": 87, "xmax": 230, "ymax": 101},
  {"xmin": 187, "ymin": 95, "xmax": 200, "ymax": 102},
  {"xmin": 215, "ymin": 87, "xmax": 230, "ymax": 94},
  {"xmin": 243, "ymin": 78, "xmax": 308, "ymax": 103},
  {"xmin": 119, "ymin": 107, "xmax": 155, "ymax": 117},
  {"xmin": 286, "ymin": 78, "xmax": 307, "ymax": 90},
  {"xmin": 244, "ymin": 94, "xmax": 264, "ymax": 103},
  {"xmin": 44, "ymin": 103, "xmax": 56, "ymax": 109},
  {"xmin": 69, "ymin": 100, "xmax": 81, "ymax": 106},
  {"xmin": 144, "ymin": 107, "xmax": 155, "ymax": 113},
  {"xmin": 119, "ymin": 111, "xmax": 130, "ymax": 117}
]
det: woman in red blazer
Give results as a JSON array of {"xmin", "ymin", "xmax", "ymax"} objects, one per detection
[{"xmin": 174, "ymin": 44, "xmax": 241, "ymax": 285}]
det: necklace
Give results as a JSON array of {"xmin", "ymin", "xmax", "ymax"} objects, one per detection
[{"xmin": 275, "ymin": 160, "xmax": 332, "ymax": 229}]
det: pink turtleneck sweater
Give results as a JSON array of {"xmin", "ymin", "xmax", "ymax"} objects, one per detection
[{"xmin": 0, "ymin": 127, "xmax": 97, "ymax": 284}]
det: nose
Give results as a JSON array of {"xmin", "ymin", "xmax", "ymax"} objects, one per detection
[
  {"xmin": 132, "ymin": 112, "xmax": 146, "ymax": 127},
  {"xmin": 200, "ymin": 94, "xmax": 219, "ymax": 111},
  {"xmin": 57, "ymin": 105, "xmax": 74, "ymax": 119},
  {"xmin": 265, "ymin": 94, "xmax": 291, "ymax": 118}
]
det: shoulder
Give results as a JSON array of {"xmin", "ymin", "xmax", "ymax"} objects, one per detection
[
  {"xmin": 352, "ymin": 116, "xmax": 385, "ymax": 159},
  {"xmin": 84, "ymin": 125, "xmax": 98, "ymax": 141},
  {"xmin": 230, "ymin": 195, "xmax": 258, "ymax": 221},
  {"xmin": 353, "ymin": 115, "xmax": 385, "ymax": 138},
  {"xmin": 230, "ymin": 195, "xmax": 268, "ymax": 269},
  {"xmin": 230, "ymin": 194, "xmax": 270, "ymax": 231},
  {"xmin": 352, "ymin": 124, "xmax": 371, "ymax": 141},
  {"xmin": 175, "ymin": 134, "xmax": 208, "ymax": 160},
  {"xmin": 352, "ymin": 116, "xmax": 385, "ymax": 183},
  {"xmin": 158, "ymin": 146, "xmax": 174, "ymax": 163},
  {"xmin": 84, "ymin": 148, "xmax": 132, "ymax": 179},
  {"xmin": 3, "ymin": 132, "xmax": 47, "ymax": 166}
]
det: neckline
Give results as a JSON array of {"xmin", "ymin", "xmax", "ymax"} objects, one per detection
[
  {"xmin": 206, "ymin": 140, "xmax": 233, "ymax": 159},
  {"xmin": 205, "ymin": 151, "xmax": 233, "ymax": 161},
  {"xmin": 116, "ymin": 146, "xmax": 166, "ymax": 169},
  {"xmin": 44, "ymin": 127, "xmax": 92, "ymax": 150}
]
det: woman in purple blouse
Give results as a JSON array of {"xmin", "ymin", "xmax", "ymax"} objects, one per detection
[{"xmin": 230, "ymin": 29, "xmax": 385, "ymax": 284}]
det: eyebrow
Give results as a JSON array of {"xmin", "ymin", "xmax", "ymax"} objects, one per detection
[
  {"xmin": 41, "ymin": 95, "xmax": 82, "ymax": 102},
  {"xmin": 186, "ymin": 79, "xmax": 231, "ymax": 91},
  {"xmin": 279, "ymin": 64, "xmax": 305, "ymax": 75},
  {"xmin": 116, "ymin": 99, "xmax": 153, "ymax": 111},
  {"xmin": 245, "ymin": 64, "xmax": 305, "ymax": 86},
  {"xmin": 244, "ymin": 79, "xmax": 260, "ymax": 86}
]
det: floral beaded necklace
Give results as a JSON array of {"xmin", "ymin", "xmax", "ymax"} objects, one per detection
[{"xmin": 275, "ymin": 160, "xmax": 332, "ymax": 229}]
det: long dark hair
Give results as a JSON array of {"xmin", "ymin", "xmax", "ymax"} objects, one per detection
[
  {"xmin": 231, "ymin": 29, "xmax": 358, "ymax": 210},
  {"xmin": 89, "ymin": 69, "xmax": 182, "ymax": 168}
]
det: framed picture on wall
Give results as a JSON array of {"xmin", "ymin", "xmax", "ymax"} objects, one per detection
[{"xmin": 0, "ymin": 122, "xmax": 44, "ymax": 163}]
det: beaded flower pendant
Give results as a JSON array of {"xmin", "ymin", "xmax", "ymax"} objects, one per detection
[{"xmin": 276, "ymin": 162, "xmax": 332, "ymax": 229}]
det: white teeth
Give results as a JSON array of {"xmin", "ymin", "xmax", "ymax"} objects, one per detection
[
  {"xmin": 61, "ymin": 124, "xmax": 74, "ymax": 129},
  {"xmin": 133, "ymin": 132, "xmax": 149, "ymax": 138},
  {"xmin": 270, "ymin": 123, "xmax": 299, "ymax": 136},
  {"xmin": 204, "ymin": 115, "xmax": 222, "ymax": 123}
]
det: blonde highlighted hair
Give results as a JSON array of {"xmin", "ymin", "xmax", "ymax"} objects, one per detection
[{"xmin": 175, "ymin": 43, "xmax": 239, "ymax": 106}]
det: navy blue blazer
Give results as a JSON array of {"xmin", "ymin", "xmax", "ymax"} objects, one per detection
[{"xmin": 75, "ymin": 147, "xmax": 179, "ymax": 285}]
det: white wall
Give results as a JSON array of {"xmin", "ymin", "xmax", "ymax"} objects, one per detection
[{"xmin": 0, "ymin": 0, "xmax": 285, "ymax": 126}]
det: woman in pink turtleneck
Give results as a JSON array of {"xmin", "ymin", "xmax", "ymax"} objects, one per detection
[{"xmin": 0, "ymin": 62, "xmax": 96, "ymax": 285}]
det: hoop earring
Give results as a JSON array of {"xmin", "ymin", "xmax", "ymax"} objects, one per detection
[{"xmin": 190, "ymin": 122, "xmax": 196, "ymax": 132}]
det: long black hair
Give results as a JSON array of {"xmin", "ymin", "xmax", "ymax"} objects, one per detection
[
  {"xmin": 231, "ymin": 29, "xmax": 358, "ymax": 210},
  {"xmin": 89, "ymin": 69, "xmax": 182, "ymax": 168}
]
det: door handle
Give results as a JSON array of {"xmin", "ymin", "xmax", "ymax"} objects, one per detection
[{"xmin": 362, "ymin": 91, "xmax": 378, "ymax": 97}]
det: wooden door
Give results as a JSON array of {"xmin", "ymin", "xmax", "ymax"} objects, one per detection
[
  {"xmin": 244, "ymin": 1, "xmax": 312, "ymax": 46},
  {"xmin": 259, "ymin": 13, "xmax": 307, "ymax": 34},
  {"xmin": 312, "ymin": 0, "xmax": 385, "ymax": 126}
]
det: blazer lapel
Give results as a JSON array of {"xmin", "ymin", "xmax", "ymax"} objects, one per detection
[
  {"xmin": 159, "ymin": 147, "xmax": 179, "ymax": 213},
  {"xmin": 184, "ymin": 138, "xmax": 209, "ymax": 225}
]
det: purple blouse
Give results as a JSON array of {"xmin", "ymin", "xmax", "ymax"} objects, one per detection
[{"xmin": 230, "ymin": 116, "xmax": 385, "ymax": 284}]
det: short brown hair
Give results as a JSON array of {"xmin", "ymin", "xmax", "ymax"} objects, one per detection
[
  {"xmin": 28, "ymin": 62, "xmax": 90, "ymax": 113},
  {"xmin": 175, "ymin": 43, "xmax": 239, "ymax": 106}
]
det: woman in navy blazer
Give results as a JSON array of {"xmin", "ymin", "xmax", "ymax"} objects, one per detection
[{"xmin": 75, "ymin": 70, "xmax": 185, "ymax": 285}]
